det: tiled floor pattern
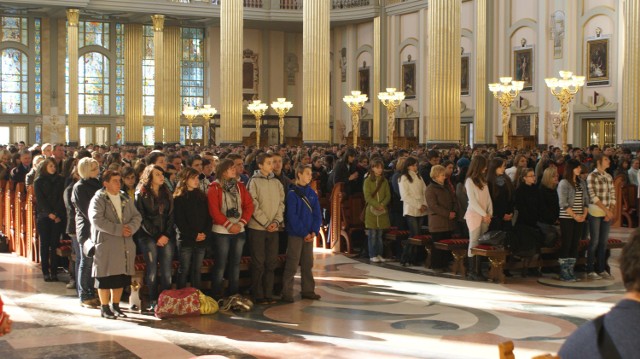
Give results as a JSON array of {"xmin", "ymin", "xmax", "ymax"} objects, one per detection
[{"xmin": 0, "ymin": 227, "xmax": 634, "ymax": 359}]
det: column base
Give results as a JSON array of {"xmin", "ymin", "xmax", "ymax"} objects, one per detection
[
  {"xmin": 620, "ymin": 141, "xmax": 640, "ymax": 152},
  {"xmin": 425, "ymin": 141, "xmax": 460, "ymax": 149}
]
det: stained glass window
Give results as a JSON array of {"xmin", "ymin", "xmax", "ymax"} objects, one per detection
[
  {"xmin": 116, "ymin": 125, "xmax": 124, "ymax": 145},
  {"xmin": 35, "ymin": 18, "xmax": 42, "ymax": 114},
  {"xmin": 35, "ymin": 125, "xmax": 41, "ymax": 144},
  {"xmin": 115, "ymin": 23, "xmax": 125, "ymax": 115},
  {"xmin": 1, "ymin": 17, "xmax": 28, "ymax": 45},
  {"xmin": 181, "ymin": 28, "xmax": 205, "ymax": 109},
  {"xmin": 79, "ymin": 21, "xmax": 110, "ymax": 49},
  {"xmin": 79, "ymin": 52, "xmax": 109, "ymax": 115},
  {"xmin": 0, "ymin": 48, "xmax": 28, "ymax": 114},
  {"xmin": 143, "ymin": 126, "xmax": 155, "ymax": 146},
  {"xmin": 143, "ymin": 25, "xmax": 155, "ymax": 116}
]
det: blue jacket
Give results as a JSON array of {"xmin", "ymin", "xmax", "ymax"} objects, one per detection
[{"xmin": 285, "ymin": 184, "xmax": 322, "ymax": 238}]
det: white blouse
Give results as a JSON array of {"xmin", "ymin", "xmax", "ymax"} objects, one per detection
[{"xmin": 398, "ymin": 170, "xmax": 428, "ymax": 217}]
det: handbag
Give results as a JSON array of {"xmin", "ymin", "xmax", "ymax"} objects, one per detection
[
  {"xmin": 218, "ymin": 294, "xmax": 254, "ymax": 313},
  {"xmin": 477, "ymin": 230, "xmax": 507, "ymax": 247},
  {"xmin": 198, "ymin": 290, "xmax": 219, "ymax": 315},
  {"xmin": 154, "ymin": 287, "xmax": 201, "ymax": 319},
  {"xmin": 361, "ymin": 177, "xmax": 385, "ymax": 222}
]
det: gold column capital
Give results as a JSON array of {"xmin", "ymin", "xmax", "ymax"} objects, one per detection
[
  {"xmin": 151, "ymin": 15, "xmax": 165, "ymax": 32},
  {"xmin": 66, "ymin": 9, "xmax": 80, "ymax": 27}
]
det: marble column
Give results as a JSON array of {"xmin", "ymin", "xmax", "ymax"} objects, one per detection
[
  {"xmin": 474, "ymin": 0, "xmax": 487, "ymax": 144},
  {"xmin": 220, "ymin": 0, "xmax": 243, "ymax": 144},
  {"xmin": 124, "ymin": 24, "xmax": 143, "ymax": 145},
  {"xmin": 373, "ymin": 16, "xmax": 382, "ymax": 144},
  {"xmin": 426, "ymin": 0, "xmax": 461, "ymax": 145},
  {"xmin": 164, "ymin": 26, "xmax": 181, "ymax": 144},
  {"xmin": 66, "ymin": 9, "xmax": 79, "ymax": 145},
  {"xmin": 302, "ymin": 0, "xmax": 330, "ymax": 144},
  {"xmin": 622, "ymin": 0, "xmax": 640, "ymax": 144},
  {"xmin": 151, "ymin": 15, "xmax": 165, "ymax": 144}
]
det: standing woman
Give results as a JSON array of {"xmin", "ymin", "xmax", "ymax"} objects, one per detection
[
  {"xmin": 557, "ymin": 160, "xmax": 588, "ymax": 281},
  {"xmin": 89, "ymin": 170, "xmax": 142, "ymax": 319},
  {"xmin": 174, "ymin": 168, "xmax": 211, "ymax": 290},
  {"xmin": 363, "ymin": 158, "xmax": 391, "ymax": 263},
  {"xmin": 537, "ymin": 167, "xmax": 560, "ymax": 248},
  {"xmin": 34, "ymin": 157, "xmax": 66, "ymax": 282},
  {"xmin": 281, "ymin": 164, "xmax": 323, "ymax": 302},
  {"xmin": 425, "ymin": 165, "xmax": 457, "ymax": 270},
  {"xmin": 486, "ymin": 158, "xmax": 515, "ymax": 232},
  {"xmin": 465, "ymin": 155, "xmax": 493, "ymax": 281},
  {"xmin": 135, "ymin": 165, "xmax": 175, "ymax": 310},
  {"xmin": 586, "ymin": 154, "xmax": 616, "ymax": 279},
  {"xmin": 207, "ymin": 159, "xmax": 254, "ymax": 299},
  {"xmin": 72, "ymin": 158, "xmax": 102, "ymax": 307},
  {"xmin": 398, "ymin": 157, "xmax": 428, "ymax": 266}
]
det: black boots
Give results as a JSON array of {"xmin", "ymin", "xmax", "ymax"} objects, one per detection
[
  {"xmin": 101, "ymin": 305, "xmax": 117, "ymax": 319},
  {"xmin": 467, "ymin": 256, "xmax": 487, "ymax": 282}
]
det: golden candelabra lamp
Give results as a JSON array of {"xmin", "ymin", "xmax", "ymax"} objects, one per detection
[
  {"xmin": 378, "ymin": 88, "xmax": 405, "ymax": 148},
  {"xmin": 488, "ymin": 77, "xmax": 524, "ymax": 148},
  {"xmin": 545, "ymin": 71, "xmax": 585, "ymax": 154},
  {"xmin": 181, "ymin": 105, "xmax": 199, "ymax": 145},
  {"xmin": 199, "ymin": 105, "xmax": 217, "ymax": 145},
  {"xmin": 270, "ymin": 97, "xmax": 293, "ymax": 145},
  {"xmin": 342, "ymin": 90, "xmax": 368, "ymax": 147},
  {"xmin": 247, "ymin": 100, "xmax": 269, "ymax": 147}
]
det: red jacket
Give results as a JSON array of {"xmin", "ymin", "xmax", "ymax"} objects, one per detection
[{"xmin": 207, "ymin": 181, "xmax": 254, "ymax": 232}]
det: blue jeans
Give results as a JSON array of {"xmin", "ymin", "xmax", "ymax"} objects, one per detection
[
  {"xmin": 211, "ymin": 232, "xmax": 246, "ymax": 298},
  {"xmin": 72, "ymin": 236, "xmax": 96, "ymax": 301},
  {"xmin": 367, "ymin": 229, "xmax": 383, "ymax": 258},
  {"xmin": 587, "ymin": 215, "xmax": 611, "ymax": 274},
  {"xmin": 405, "ymin": 215, "xmax": 423, "ymax": 237},
  {"xmin": 137, "ymin": 236, "xmax": 175, "ymax": 301},
  {"xmin": 177, "ymin": 244, "xmax": 206, "ymax": 290}
]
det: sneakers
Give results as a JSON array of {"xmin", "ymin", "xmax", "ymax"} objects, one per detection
[
  {"xmin": 376, "ymin": 255, "xmax": 388, "ymax": 263},
  {"xmin": 80, "ymin": 298, "xmax": 101, "ymax": 308},
  {"xmin": 598, "ymin": 271, "xmax": 613, "ymax": 279},
  {"xmin": 587, "ymin": 272, "xmax": 602, "ymax": 280},
  {"xmin": 370, "ymin": 257, "xmax": 381, "ymax": 263}
]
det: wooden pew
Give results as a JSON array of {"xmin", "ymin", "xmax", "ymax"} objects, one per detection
[
  {"xmin": 613, "ymin": 175, "xmax": 638, "ymax": 228},
  {"xmin": 0, "ymin": 180, "xmax": 5, "ymax": 247},
  {"xmin": 25, "ymin": 186, "xmax": 39, "ymax": 263},
  {"xmin": 14, "ymin": 182, "xmax": 26, "ymax": 258},
  {"xmin": 4, "ymin": 181, "xmax": 13, "ymax": 253}
]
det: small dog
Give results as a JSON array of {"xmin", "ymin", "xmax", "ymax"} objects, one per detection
[{"xmin": 129, "ymin": 280, "xmax": 142, "ymax": 311}]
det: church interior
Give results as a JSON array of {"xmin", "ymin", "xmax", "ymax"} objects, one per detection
[{"xmin": 1, "ymin": 0, "xmax": 640, "ymax": 358}]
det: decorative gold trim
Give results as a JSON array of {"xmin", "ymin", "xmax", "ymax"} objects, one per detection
[
  {"xmin": 66, "ymin": 9, "xmax": 79, "ymax": 27},
  {"xmin": 151, "ymin": 15, "xmax": 165, "ymax": 32}
]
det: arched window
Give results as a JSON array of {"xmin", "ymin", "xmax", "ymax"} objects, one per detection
[
  {"xmin": 79, "ymin": 52, "xmax": 109, "ymax": 115},
  {"xmin": 0, "ymin": 48, "xmax": 28, "ymax": 114}
]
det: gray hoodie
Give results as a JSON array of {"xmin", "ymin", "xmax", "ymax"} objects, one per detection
[{"xmin": 247, "ymin": 170, "xmax": 285, "ymax": 231}]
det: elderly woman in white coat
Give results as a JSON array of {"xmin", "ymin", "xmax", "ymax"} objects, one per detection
[{"xmin": 89, "ymin": 170, "xmax": 142, "ymax": 319}]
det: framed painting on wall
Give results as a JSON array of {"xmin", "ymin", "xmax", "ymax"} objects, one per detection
[
  {"xmin": 402, "ymin": 56, "xmax": 416, "ymax": 99},
  {"xmin": 586, "ymin": 38, "xmax": 609, "ymax": 86},
  {"xmin": 461, "ymin": 55, "xmax": 470, "ymax": 96},
  {"xmin": 513, "ymin": 48, "xmax": 533, "ymax": 91},
  {"xmin": 358, "ymin": 61, "xmax": 370, "ymax": 101}
]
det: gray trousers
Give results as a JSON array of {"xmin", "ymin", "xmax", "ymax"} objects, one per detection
[
  {"xmin": 249, "ymin": 229, "xmax": 280, "ymax": 299},
  {"xmin": 281, "ymin": 235, "xmax": 315, "ymax": 297}
]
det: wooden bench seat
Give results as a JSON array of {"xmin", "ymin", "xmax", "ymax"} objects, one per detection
[
  {"xmin": 470, "ymin": 245, "xmax": 509, "ymax": 283},
  {"xmin": 434, "ymin": 239, "xmax": 469, "ymax": 277}
]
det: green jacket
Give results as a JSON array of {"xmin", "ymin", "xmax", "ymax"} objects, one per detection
[{"xmin": 363, "ymin": 174, "xmax": 391, "ymax": 229}]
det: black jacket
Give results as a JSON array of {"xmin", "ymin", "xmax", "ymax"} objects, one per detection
[
  {"xmin": 72, "ymin": 178, "xmax": 102, "ymax": 244},
  {"xmin": 488, "ymin": 176, "xmax": 515, "ymax": 231},
  {"xmin": 333, "ymin": 159, "xmax": 359, "ymax": 194},
  {"xmin": 515, "ymin": 184, "xmax": 540, "ymax": 227},
  {"xmin": 63, "ymin": 180, "xmax": 77, "ymax": 235},
  {"xmin": 538, "ymin": 186, "xmax": 560, "ymax": 225},
  {"xmin": 135, "ymin": 187, "xmax": 174, "ymax": 239},
  {"xmin": 174, "ymin": 190, "xmax": 211, "ymax": 247},
  {"xmin": 34, "ymin": 173, "xmax": 66, "ymax": 221}
]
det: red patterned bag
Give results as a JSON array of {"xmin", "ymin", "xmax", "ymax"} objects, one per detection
[{"xmin": 154, "ymin": 287, "xmax": 201, "ymax": 319}]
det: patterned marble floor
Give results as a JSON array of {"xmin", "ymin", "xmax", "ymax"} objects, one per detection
[{"xmin": 0, "ymin": 227, "xmax": 634, "ymax": 359}]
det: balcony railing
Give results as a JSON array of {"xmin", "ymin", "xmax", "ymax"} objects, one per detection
[
  {"xmin": 332, "ymin": 0, "xmax": 372, "ymax": 9},
  {"xmin": 193, "ymin": 0, "xmax": 262, "ymax": 6},
  {"xmin": 280, "ymin": 0, "xmax": 302, "ymax": 10}
]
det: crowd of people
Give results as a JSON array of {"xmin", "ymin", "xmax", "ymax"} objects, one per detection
[{"xmin": 0, "ymin": 141, "xmax": 639, "ymax": 319}]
